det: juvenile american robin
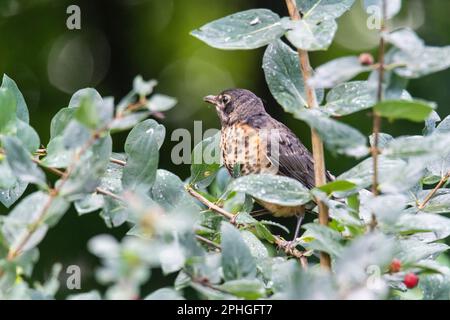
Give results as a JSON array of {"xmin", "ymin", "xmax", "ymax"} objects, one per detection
[{"xmin": 203, "ymin": 88, "xmax": 333, "ymax": 243}]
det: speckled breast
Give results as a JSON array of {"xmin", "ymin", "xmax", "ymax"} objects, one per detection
[{"xmin": 220, "ymin": 123, "xmax": 277, "ymax": 177}]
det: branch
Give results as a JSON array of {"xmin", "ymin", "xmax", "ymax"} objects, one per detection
[
  {"xmin": 370, "ymin": 0, "xmax": 387, "ymax": 230},
  {"xmin": 284, "ymin": 0, "xmax": 331, "ymax": 270},
  {"xmin": 186, "ymin": 186, "xmax": 308, "ymax": 264},
  {"xmin": 195, "ymin": 235, "xmax": 221, "ymax": 250},
  {"xmin": 417, "ymin": 173, "xmax": 450, "ymax": 210}
]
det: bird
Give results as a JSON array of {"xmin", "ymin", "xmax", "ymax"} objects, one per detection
[{"xmin": 203, "ymin": 88, "xmax": 333, "ymax": 245}]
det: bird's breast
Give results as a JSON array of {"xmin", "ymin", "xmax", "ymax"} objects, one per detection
[{"xmin": 221, "ymin": 123, "xmax": 276, "ymax": 176}]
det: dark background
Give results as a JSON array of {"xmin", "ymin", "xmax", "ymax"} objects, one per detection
[{"xmin": 1, "ymin": 0, "xmax": 449, "ymax": 297}]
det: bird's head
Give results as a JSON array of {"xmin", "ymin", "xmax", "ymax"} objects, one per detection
[{"xmin": 203, "ymin": 88, "xmax": 266, "ymax": 126}]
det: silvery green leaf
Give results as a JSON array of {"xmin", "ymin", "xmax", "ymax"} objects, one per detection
[
  {"xmin": 1, "ymin": 136, "xmax": 45, "ymax": 187},
  {"xmin": 190, "ymin": 133, "xmax": 221, "ymax": 188},
  {"xmin": 110, "ymin": 112, "xmax": 150, "ymax": 132},
  {"xmin": 227, "ymin": 174, "xmax": 312, "ymax": 207},
  {"xmin": 369, "ymin": 132, "xmax": 393, "ymax": 149},
  {"xmin": 421, "ymin": 274, "xmax": 450, "ymax": 300},
  {"xmin": 384, "ymin": 28, "xmax": 424, "ymax": 54},
  {"xmin": 221, "ymin": 222, "xmax": 256, "ymax": 281},
  {"xmin": 2, "ymin": 191, "xmax": 69, "ymax": 253},
  {"xmin": 301, "ymin": 223, "xmax": 345, "ymax": 257},
  {"xmin": 308, "ymin": 56, "xmax": 371, "ymax": 89},
  {"xmin": 190, "ymin": 9, "xmax": 284, "ymax": 50},
  {"xmin": 240, "ymin": 230, "xmax": 269, "ymax": 261},
  {"xmin": 0, "ymin": 87, "xmax": 16, "ymax": 132},
  {"xmin": 336, "ymin": 233, "xmax": 395, "ymax": 284},
  {"xmin": 100, "ymin": 197, "xmax": 128, "ymax": 228},
  {"xmin": 0, "ymin": 160, "xmax": 17, "ymax": 189},
  {"xmin": 122, "ymin": 120, "xmax": 165, "ymax": 192},
  {"xmin": 62, "ymin": 120, "xmax": 91, "ymax": 150},
  {"xmin": 87, "ymin": 234, "xmax": 120, "ymax": 259},
  {"xmin": 394, "ymin": 213, "xmax": 450, "ymax": 241},
  {"xmin": 1, "ymin": 74, "xmax": 29, "ymax": 123},
  {"xmin": 159, "ymin": 241, "xmax": 185, "ymax": 275},
  {"xmin": 42, "ymin": 137, "xmax": 74, "ymax": 168},
  {"xmin": 391, "ymin": 46, "xmax": 450, "ymax": 79},
  {"xmin": 59, "ymin": 135, "xmax": 112, "ymax": 198},
  {"xmin": 423, "ymin": 111, "xmax": 441, "ymax": 136},
  {"xmin": 50, "ymin": 108, "xmax": 77, "ymax": 139},
  {"xmin": 364, "ymin": 194, "xmax": 408, "ymax": 225},
  {"xmin": 338, "ymin": 156, "xmax": 405, "ymax": 191},
  {"xmin": 297, "ymin": 0, "xmax": 356, "ymax": 21},
  {"xmin": 69, "ymin": 88, "xmax": 103, "ymax": 108},
  {"xmin": 0, "ymin": 180, "xmax": 28, "ymax": 208},
  {"xmin": 147, "ymin": 94, "xmax": 177, "ymax": 112},
  {"xmin": 16, "ymin": 120, "xmax": 40, "ymax": 153},
  {"xmin": 74, "ymin": 193, "xmax": 104, "ymax": 215},
  {"xmin": 295, "ymin": 109, "xmax": 368, "ymax": 157},
  {"xmin": 323, "ymin": 81, "xmax": 376, "ymax": 116},
  {"xmin": 282, "ymin": 17, "xmax": 338, "ymax": 51},
  {"xmin": 133, "ymin": 76, "xmax": 157, "ymax": 97},
  {"xmin": 67, "ymin": 290, "xmax": 102, "ymax": 300},
  {"xmin": 151, "ymin": 170, "xmax": 199, "ymax": 212},
  {"xmin": 363, "ymin": 0, "xmax": 402, "ymax": 19},
  {"xmin": 144, "ymin": 288, "xmax": 184, "ymax": 300},
  {"xmin": 415, "ymin": 190, "xmax": 450, "ymax": 214},
  {"xmin": 99, "ymin": 161, "xmax": 123, "ymax": 194},
  {"xmin": 396, "ymin": 239, "xmax": 449, "ymax": 264},
  {"xmin": 263, "ymin": 39, "xmax": 324, "ymax": 111},
  {"xmin": 384, "ymin": 134, "xmax": 450, "ymax": 161},
  {"xmin": 379, "ymin": 159, "xmax": 426, "ymax": 194}
]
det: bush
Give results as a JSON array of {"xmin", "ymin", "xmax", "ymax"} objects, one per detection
[{"xmin": 1, "ymin": 0, "xmax": 450, "ymax": 300}]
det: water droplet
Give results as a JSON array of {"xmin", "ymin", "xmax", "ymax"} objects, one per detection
[{"xmin": 250, "ymin": 17, "xmax": 260, "ymax": 25}]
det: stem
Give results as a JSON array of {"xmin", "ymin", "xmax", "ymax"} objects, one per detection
[
  {"xmin": 370, "ymin": 0, "xmax": 387, "ymax": 230},
  {"xmin": 195, "ymin": 235, "xmax": 221, "ymax": 250},
  {"xmin": 418, "ymin": 173, "xmax": 450, "ymax": 210},
  {"xmin": 186, "ymin": 186, "xmax": 308, "ymax": 263},
  {"xmin": 285, "ymin": 0, "xmax": 331, "ymax": 270}
]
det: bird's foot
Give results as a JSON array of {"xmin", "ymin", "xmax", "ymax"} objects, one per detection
[{"xmin": 277, "ymin": 239, "xmax": 300, "ymax": 255}]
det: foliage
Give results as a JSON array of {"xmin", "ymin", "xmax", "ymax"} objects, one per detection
[{"xmin": 1, "ymin": 0, "xmax": 450, "ymax": 300}]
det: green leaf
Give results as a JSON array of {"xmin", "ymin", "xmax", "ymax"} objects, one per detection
[
  {"xmin": 282, "ymin": 17, "xmax": 338, "ymax": 51},
  {"xmin": 74, "ymin": 193, "xmax": 104, "ymax": 215},
  {"xmin": 396, "ymin": 239, "xmax": 448, "ymax": 265},
  {"xmin": 147, "ymin": 94, "xmax": 177, "ymax": 112},
  {"xmin": 1, "ymin": 136, "xmax": 45, "ymax": 187},
  {"xmin": 263, "ymin": 39, "xmax": 324, "ymax": 112},
  {"xmin": 190, "ymin": 9, "xmax": 284, "ymax": 50},
  {"xmin": 295, "ymin": 109, "xmax": 367, "ymax": 157},
  {"xmin": 100, "ymin": 197, "xmax": 128, "ymax": 228},
  {"xmin": 0, "ymin": 88, "xmax": 16, "ymax": 132},
  {"xmin": 74, "ymin": 94, "xmax": 113, "ymax": 130},
  {"xmin": 240, "ymin": 230, "xmax": 269, "ymax": 260},
  {"xmin": 219, "ymin": 279, "xmax": 265, "ymax": 299},
  {"xmin": 69, "ymin": 88, "xmax": 103, "ymax": 108},
  {"xmin": 323, "ymin": 81, "xmax": 376, "ymax": 116},
  {"xmin": 301, "ymin": 223, "xmax": 345, "ymax": 256},
  {"xmin": 363, "ymin": 0, "xmax": 401, "ymax": 19},
  {"xmin": 297, "ymin": 0, "xmax": 355, "ymax": 21},
  {"xmin": 1, "ymin": 75, "xmax": 29, "ymax": 123},
  {"xmin": 221, "ymin": 222, "xmax": 256, "ymax": 281},
  {"xmin": 374, "ymin": 100, "xmax": 435, "ymax": 122},
  {"xmin": 190, "ymin": 133, "xmax": 221, "ymax": 188},
  {"xmin": 317, "ymin": 180, "xmax": 356, "ymax": 195},
  {"xmin": 421, "ymin": 274, "xmax": 450, "ymax": 300},
  {"xmin": 308, "ymin": 56, "xmax": 371, "ymax": 89},
  {"xmin": 122, "ymin": 120, "xmax": 165, "ymax": 192},
  {"xmin": 394, "ymin": 213, "xmax": 450, "ymax": 241},
  {"xmin": 227, "ymin": 174, "xmax": 312, "ymax": 207},
  {"xmin": 383, "ymin": 134, "xmax": 450, "ymax": 160}
]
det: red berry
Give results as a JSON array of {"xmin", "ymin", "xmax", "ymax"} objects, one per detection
[
  {"xmin": 359, "ymin": 53, "xmax": 374, "ymax": 66},
  {"xmin": 389, "ymin": 258, "xmax": 402, "ymax": 273},
  {"xmin": 403, "ymin": 273, "xmax": 419, "ymax": 289}
]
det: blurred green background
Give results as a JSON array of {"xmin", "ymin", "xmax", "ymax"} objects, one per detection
[{"xmin": 0, "ymin": 0, "xmax": 449, "ymax": 297}]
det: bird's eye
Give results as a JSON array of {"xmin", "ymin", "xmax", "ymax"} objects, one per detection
[{"xmin": 221, "ymin": 95, "xmax": 231, "ymax": 104}]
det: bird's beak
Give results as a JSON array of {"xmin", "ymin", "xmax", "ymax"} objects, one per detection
[{"xmin": 203, "ymin": 95, "xmax": 217, "ymax": 105}]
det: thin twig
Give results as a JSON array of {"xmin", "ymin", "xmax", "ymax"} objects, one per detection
[
  {"xmin": 370, "ymin": 0, "xmax": 387, "ymax": 231},
  {"xmin": 186, "ymin": 186, "xmax": 308, "ymax": 263},
  {"xmin": 285, "ymin": 0, "xmax": 331, "ymax": 270},
  {"xmin": 110, "ymin": 157, "xmax": 126, "ymax": 166},
  {"xmin": 195, "ymin": 235, "xmax": 221, "ymax": 250},
  {"xmin": 418, "ymin": 173, "xmax": 450, "ymax": 210}
]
